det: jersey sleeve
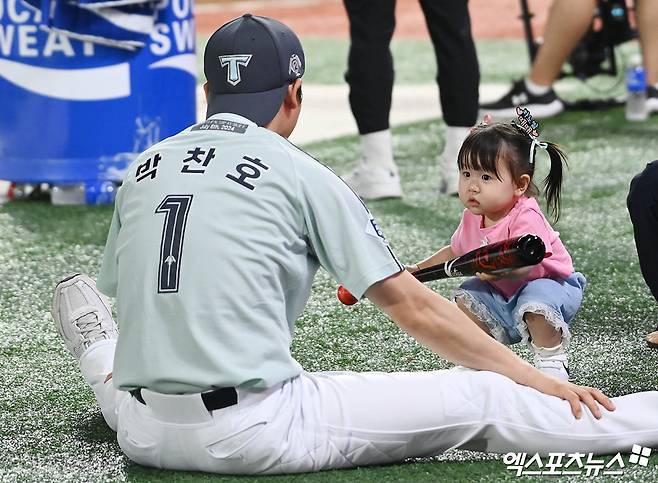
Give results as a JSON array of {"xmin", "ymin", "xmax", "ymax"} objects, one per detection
[
  {"xmin": 96, "ymin": 187, "xmax": 123, "ymax": 297},
  {"xmin": 508, "ymin": 207, "xmax": 554, "ymax": 257},
  {"xmin": 295, "ymin": 159, "xmax": 403, "ymax": 300}
]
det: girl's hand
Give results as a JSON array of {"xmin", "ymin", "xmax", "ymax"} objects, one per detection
[
  {"xmin": 476, "ymin": 271, "xmax": 505, "ymax": 282},
  {"xmin": 476, "ymin": 266, "xmax": 532, "ymax": 282},
  {"xmin": 531, "ymin": 375, "xmax": 616, "ymax": 420},
  {"xmin": 406, "ymin": 264, "xmax": 420, "ymax": 274}
]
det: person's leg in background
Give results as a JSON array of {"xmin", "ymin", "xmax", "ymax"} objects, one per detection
[
  {"xmin": 527, "ymin": 0, "xmax": 596, "ymax": 87},
  {"xmin": 418, "ymin": 0, "xmax": 479, "ymax": 195},
  {"xmin": 480, "ymin": 0, "xmax": 596, "ymax": 118},
  {"xmin": 627, "ymin": 160, "xmax": 658, "ymax": 348},
  {"xmin": 342, "ymin": 0, "xmax": 402, "ymax": 200},
  {"xmin": 637, "ymin": 0, "xmax": 658, "ymax": 113}
]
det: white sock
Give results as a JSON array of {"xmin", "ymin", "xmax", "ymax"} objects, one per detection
[
  {"xmin": 360, "ymin": 129, "xmax": 397, "ymax": 172},
  {"xmin": 524, "ymin": 77, "xmax": 551, "ymax": 96},
  {"xmin": 531, "ymin": 341, "xmax": 565, "ymax": 357},
  {"xmin": 80, "ymin": 339, "xmax": 116, "ymax": 388},
  {"xmin": 438, "ymin": 126, "xmax": 471, "ymax": 194},
  {"xmin": 441, "ymin": 126, "xmax": 470, "ymax": 163}
]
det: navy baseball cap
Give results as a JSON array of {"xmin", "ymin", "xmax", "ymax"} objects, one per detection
[{"xmin": 204, "ymin": 14, "xmax": 305, "ymax": 126}]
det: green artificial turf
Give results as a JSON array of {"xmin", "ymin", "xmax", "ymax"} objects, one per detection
[{"xmin": 1, "ymin": 108, "xmax": 657, "ymax": 482}]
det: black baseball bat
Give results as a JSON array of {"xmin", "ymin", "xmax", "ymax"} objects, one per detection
[
  {"xmin": 337, "ymin": 234, "xmax": 546, "ymax": 305},
  {"xmin": 413, "ymin": 234, "xmax": 546, "ymax": 282}
]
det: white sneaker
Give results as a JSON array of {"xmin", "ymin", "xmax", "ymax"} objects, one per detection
[
  {"xmin": 52, "ymin": 274, "xmax": 118, "ymax": 360},
  {"xmin": 342, "ymin": 165, "xmax": 402, "ymax": 200},
  {"xmin": 533, "ymin": 352, "xmax": 570, "ymax": 380}
]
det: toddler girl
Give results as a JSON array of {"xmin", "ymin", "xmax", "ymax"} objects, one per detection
[{"xmin": 410, "ymin": 108, "xmax": 585, "ymax": 380}]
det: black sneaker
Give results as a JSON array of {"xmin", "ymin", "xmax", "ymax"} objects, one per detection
[
  {"xmin": 647, "ymin": 85, "xmax": 658, "ymax": 115},
  {"xmin": 480, "ymin": 79, "xmax": 564, "ymax": 119}
]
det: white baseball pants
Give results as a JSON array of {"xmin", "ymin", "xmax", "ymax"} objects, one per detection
[{"xmin": 80, "ymin": 340, "xmax": 658, "ymax": 474}]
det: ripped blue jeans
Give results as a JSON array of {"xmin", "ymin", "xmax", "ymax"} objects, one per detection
[{"xmin": 453, "ymin": 273, "xmax": 587, "ymax": 348}]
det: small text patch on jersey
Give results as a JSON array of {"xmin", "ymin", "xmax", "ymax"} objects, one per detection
[
  {"xmin": 218, "ymin": 54, "xmax": 252, "ymax": 86},
  {"xmin": 192, "ymin": 119, "xmax": 248, "ymax": 133},
  {"xmin": 366, "ymin": 217, "xmax": 388, "ymax": 245}
]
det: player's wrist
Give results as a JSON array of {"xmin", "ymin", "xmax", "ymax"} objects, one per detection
[{"xmin": 512, "ymin": 360, "xmax": 542, "ymax": 388}]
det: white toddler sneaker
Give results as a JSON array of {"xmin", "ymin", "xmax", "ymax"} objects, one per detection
[
  {"xmin": 532, "ymin": 342, "xmax": 569, "ymax": 380},
  {"xmin": 52, "ymin": 274, "xmax": 118, "ymax": 360}
]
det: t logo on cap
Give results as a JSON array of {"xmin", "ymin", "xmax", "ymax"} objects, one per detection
[
  {"xmin": 204, "ymin": 14, "xmax": 305, "ymax": 126},
  {"xmin": 219, "ymin": 54, "xmax": 253, "ymax": 86}
]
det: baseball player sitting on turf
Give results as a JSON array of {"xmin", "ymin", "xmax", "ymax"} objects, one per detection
[
  {"xmin": 52, "ymin": 14, "xmax": 658, "ymax": 475},
  {"xmin": 409, "ymin": 109, "xmax": 583, "ymax": 381}
]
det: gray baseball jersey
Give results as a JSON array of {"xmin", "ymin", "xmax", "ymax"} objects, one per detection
[{"xmin": 97, "ymin": 113, "xmax": 403, "ymax": 393}]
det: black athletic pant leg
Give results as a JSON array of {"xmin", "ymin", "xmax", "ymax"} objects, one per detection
[
  {"xmin": 418, "ymin": 0, "xmax": 479, "ymax": 127},
  {"xmin": 627, "ymin": 160, "xmax": 658, "ymax": 303},
  {"xmin": 344, "ymin": 0, "xmax": 396, "ymax": 134}
]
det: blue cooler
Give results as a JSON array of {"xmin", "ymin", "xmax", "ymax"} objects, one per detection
[{"xmin": 0, "ymin": 0, "xmax": 197, "ymax": 203}]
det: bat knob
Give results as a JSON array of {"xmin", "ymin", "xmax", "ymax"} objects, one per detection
[
  {"xmin": 518, "ymin": 234, "xmax": 546, "ymax": 263},
  {"xmin": 337, "ymin": 285, "xmax": 358, "ymax": 305}
]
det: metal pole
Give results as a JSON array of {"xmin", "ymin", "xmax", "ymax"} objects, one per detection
[{"xmin": 519, "ymin": 0, "xmax": 538, "ymax": 62}]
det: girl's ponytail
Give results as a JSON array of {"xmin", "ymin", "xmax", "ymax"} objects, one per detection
[{"xmin": 542, "ymin": 142, "xmax": 567, "ymax": 223}]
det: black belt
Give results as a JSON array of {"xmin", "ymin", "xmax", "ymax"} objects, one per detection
[{"xmin": 130, "ymin": 387, "xmax": 238, "ymax": 411}]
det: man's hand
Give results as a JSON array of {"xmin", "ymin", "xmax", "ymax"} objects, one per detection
[{"xmin": 531, "ymin": 376, "xmax": 616, "ymax": 419}]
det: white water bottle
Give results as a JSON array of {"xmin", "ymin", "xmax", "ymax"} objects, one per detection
[
  {"xmin": 625, "ymin": 56, "xmax": 647, "ymax": 121},
  {"xmin": 51, "ymin": 184, "xmax": 86, "ymax": 205}
]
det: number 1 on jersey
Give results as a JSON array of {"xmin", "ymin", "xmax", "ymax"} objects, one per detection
[{"xmin": 156, "ymin": 195, "xmax": 193, "ymax": 293}]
